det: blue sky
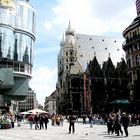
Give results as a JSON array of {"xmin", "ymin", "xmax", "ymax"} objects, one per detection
[{"xmin": 29, "ymin": 0, "xmax": 136, "ymax": 105}]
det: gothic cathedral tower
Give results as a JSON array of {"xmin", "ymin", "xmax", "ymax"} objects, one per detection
[{"xmin": 57, "ymin": 21, "xmax": 77, "ymax": 114}]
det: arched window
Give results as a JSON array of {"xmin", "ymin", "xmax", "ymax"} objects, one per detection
[
  {"xmin": 66, "ymin": 52, "xmax": 68, "ymax": 56},
  {"xmin": 70, "ymin": 51, "xmax": 73, "ymax": 56}
]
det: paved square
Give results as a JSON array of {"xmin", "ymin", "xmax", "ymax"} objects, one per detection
[{"xmin": 0, "ymin": 120, "xmax": 140, "ymax": 140}]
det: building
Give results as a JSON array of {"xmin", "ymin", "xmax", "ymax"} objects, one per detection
[
  {"xmin": 44, "ymin": 90, "xmax": 56, "ymax": 114},
  {"xmin": 0, "ymin": 0, "xmax": 36, "ymax": 113},
  {"xmin": 122, "ymin": 0, "xmax": 140, "ymax": 113},
  {"xmin": 18, "ymin": 88, "xmax": 38, "ymax": 112},
  {"xmin": 56, "ymin": 22, "xmax": 125, "ymax": 115},
  {"xmin": 86, "ymin": 56, "xmax": 128, "ymax": 114}
]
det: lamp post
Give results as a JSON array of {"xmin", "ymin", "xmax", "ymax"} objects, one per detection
[{"xmin": 0, "ymin": 33, "xmax": 2, "ymax": 57}]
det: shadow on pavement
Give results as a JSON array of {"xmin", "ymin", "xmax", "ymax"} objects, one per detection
[
  {"xmin": 98, "ymin": 132, "xmax": 124, "ymax": 139},
  {"xmin": 133, "ymin": 135, "xmax": 140, "ymax": 137}
]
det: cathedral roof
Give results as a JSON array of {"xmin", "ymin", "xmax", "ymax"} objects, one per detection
[{"xmin": 75, "ymin": 34, "xmax": 124, "ymax": 70}]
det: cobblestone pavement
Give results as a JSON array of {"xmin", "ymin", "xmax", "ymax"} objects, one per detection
[{"xmin": 0, "ymin": 121, "xmax": 140, "ymax": 140}]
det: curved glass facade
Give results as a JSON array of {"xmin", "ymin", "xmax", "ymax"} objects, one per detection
[
  {"xmin": 15, "ymin": 1, "xmax": 36, "ymax": 34},
  {"xmin": 0, "ymin": 0, "xmax": 35, "ymax": 75},
  {"xmin": 0, "ymin": 8, "xmax": 15, "ymax": 27}
]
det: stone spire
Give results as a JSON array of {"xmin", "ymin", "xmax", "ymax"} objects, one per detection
[
  {"xmin": 136, "ymin": 0, "xmax": 140, "ymax": 15},
  {"xmin": 60, "ymin": 33, "xmax": 65, "ymax": 47},
  {"xmin": 65, "ymin": 20, "xmax": 75, "ymax": 36},
  {"xmin": 65, "ymin": 21, "xmax": 75, "ymax": 47}
]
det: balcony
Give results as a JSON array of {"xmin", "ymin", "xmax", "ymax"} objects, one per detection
[{"xmin": 123, "ymin": 35, "xmax": 140, "ymax": 47}]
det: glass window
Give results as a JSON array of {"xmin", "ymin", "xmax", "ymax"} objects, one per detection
[
  {"xmin": 16, "ymin": 33, "xmax": 33, "ymax": 64},
  {"xmin": 0, "ymin": 9, "xmax": 15, "ymax": 26},
  {"xmin": 0, "ymin": 27, "xmax": 14, "ymax": 59},
  {"xmin": 15, "ymin": 4, "xmax": 35, "ymax": 34},
  {"xmin": 16, "ymin": 5, "xmax": 23, "ymax": 28}
]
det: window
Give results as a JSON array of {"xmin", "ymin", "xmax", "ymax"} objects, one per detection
[
  {"xmin": 66, "ymin": 65, "xmax": 68, "ymax": 69},
  {"xmin": 135, "ymin": 55, "xmax": 139, "ymax": 65},
  {"xmin": 134, "ymin": 44, "xmax": 137, "ymax": 50},
  {"xmin": 66, "ymin": 52, "xmax": 68, "ymax": 56},
  {"xmin": 70, "ymin": 51, "xmax": 73, "ymax": 55},
  {"xmin": 127, "ymin": 59, "xmax": 131, "ymax": 68}
]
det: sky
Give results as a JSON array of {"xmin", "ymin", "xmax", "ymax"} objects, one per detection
[{"xmin": 29, "ymin": 0, "xmax": 136, "ymax": 105}]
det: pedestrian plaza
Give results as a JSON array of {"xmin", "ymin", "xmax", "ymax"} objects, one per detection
[{"xmin": 0, "ymin": 120, "xmax": 140, "ymax": 140}]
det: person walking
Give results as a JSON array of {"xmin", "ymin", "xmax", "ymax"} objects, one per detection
[
  {"xmin": 28, "ymin": 114, "xmax": 34, "ymax": 129},
  {"xmin": 121, "ymin": 112, "xmax": 129, "ymax": 137},
  {"xmin": 44, "ymin": 114, "xmax": 49, "ymax": 129},
  {"xmin": 115, "ymin": 113, "xmax": 123, "ymax": 136},
  {"xmin": 39, "ymin": 114, "xmax": 44, "ymax": 129},
  {"xmin": 107, "ymin": 114, "xmax": 114, "ymax": 134},
  {"xmin": 82, "ymin": 114, "xmax": 87, "ymax": 124},
  {"xmin": 34, "ymin": 114, "xmax": 39, "ymax": 129},
  {"xmin": 68, "ymin": 114, "xmax": 76, "ymax": 134}
]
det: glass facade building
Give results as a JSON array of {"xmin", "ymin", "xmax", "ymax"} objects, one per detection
[
  {"xmin": 0, "ymin": 0, "xmax": 36, "ymax": 111},
  {"xmin": 0, "ymin": 0, "xmax": 35, "ymax": 75}
]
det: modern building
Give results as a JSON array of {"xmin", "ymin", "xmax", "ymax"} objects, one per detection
[
  {"xmin": 56, "ymin": 22, "xmax": 125, "ymax": 115},
  {"xmin": 122, "ymin": 0, "xmax": 140, "ymax": 113},
  {"xmin": 18, "ymin": 88, "xmax": 38, "ymax": 112},
  {"xmin": 0, "ymin": 0, "xmax": 36, "ymax": 113}
]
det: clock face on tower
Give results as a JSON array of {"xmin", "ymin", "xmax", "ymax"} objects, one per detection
[{"xmin": 0, "ymin": 0, "xmax": 14, "ymax": 9}]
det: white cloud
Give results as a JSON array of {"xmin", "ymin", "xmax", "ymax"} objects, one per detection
[
  {"xmin": 44, "ymin": 21, "xmax": 52, "ymax": 30},
  {"xmin": 29, "ymin": 66, "xmax": 57, "ymax": 105},
  {"xmin": 43, "ymin": 0, "xmax": 136, "ymax": 36}
]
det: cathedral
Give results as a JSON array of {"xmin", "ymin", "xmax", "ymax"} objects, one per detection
[
  {"xmin": 49, "ymin": 0, "xmax": 140, "ymax": 115},
  {"xmin": 56, "ymin": 21, "xmax": 128, "ymax": 115}
]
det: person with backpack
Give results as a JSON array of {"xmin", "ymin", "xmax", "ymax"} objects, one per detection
[{"xmin": 28, "ymin": 114, "xmax": 34, "ymax": 129}]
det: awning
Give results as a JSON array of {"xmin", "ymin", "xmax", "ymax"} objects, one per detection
[{"xmin": 110, "ymin": 99, "xmax": 130, "ymax": 104}]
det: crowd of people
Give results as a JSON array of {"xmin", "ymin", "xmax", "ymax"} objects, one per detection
[
  {"xmin": 1, "ymin": 111, "xmax": 140, "ymax": 138},
  {"xmin": 106, "ymin": 112, "xmax": 129, "ymax": 137},
  {"xmin": 27, "ymin": 113, "xmax": 49, "ymax": 129},
  {"xmin": 0, "ymin": 113, "xmax": 15, "ymax": 129}
]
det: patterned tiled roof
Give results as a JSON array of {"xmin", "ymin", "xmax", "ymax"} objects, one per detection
[{"xmin": 75, "ymin": 34, "xmax": 125, "ymax": 70}]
